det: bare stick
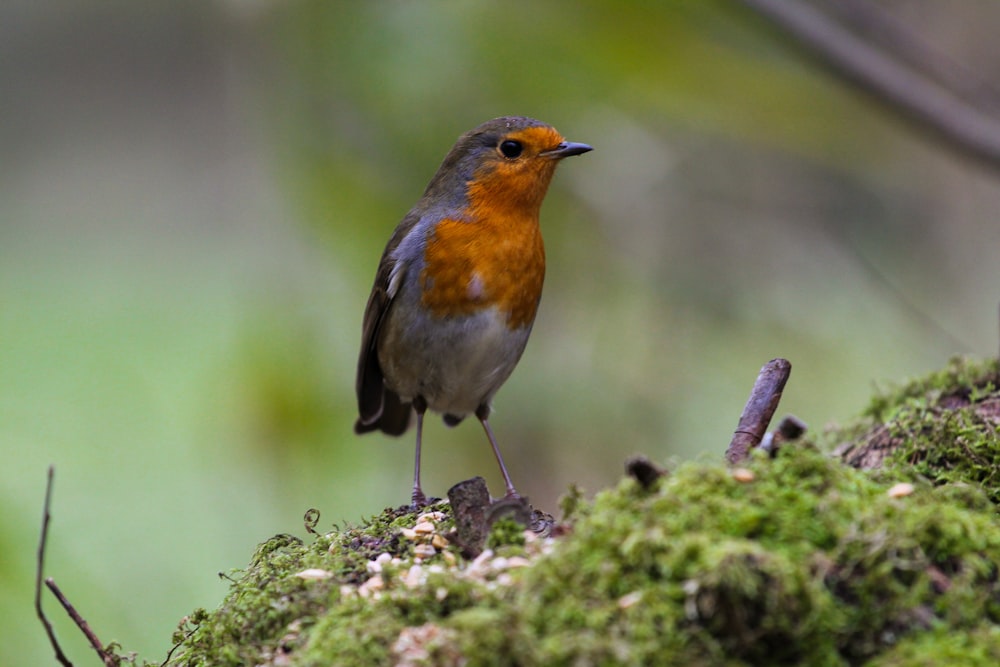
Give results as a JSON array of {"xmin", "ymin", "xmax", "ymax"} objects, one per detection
[
  {"xmin": 736, "ymin": 0, "xmax": 1000, "ymax": 173},
  {"xmin": 45, "ymin": 579, "xmax": 118, "ymax": 667},
  {"xmin": 36, "ymin": 466, "xmax": 74, "ymax": 667},
  {"xmin": 35, "ymin": 465, "xmax": 118, "ymax": 667},
  {"xmin": 726, "ymin": 358, "xmax": 792, "ymax": 464}
]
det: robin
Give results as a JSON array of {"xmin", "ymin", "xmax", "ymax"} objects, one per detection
[{"xmin": 354, "ymin": 116, "xmax": 592, "ymax": 506}]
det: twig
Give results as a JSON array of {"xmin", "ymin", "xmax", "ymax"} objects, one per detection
[
  {"xmin": 45, "ymin": 579, "xmax": 119, "ymax": 667},
  {"xmin": 775, "ymin": 414, "xmax": 807, "ymax": 441},
  {"xmin": 36, "ymin": 466, "xmax": 73, "ymax": 667},
  {"xmin": 726, "ymin": 358, "xmax": 792, "ymax": 463},
  {"xmin": 759, "ymin": 414, "xmax": 808, "ymax": 457},
  {"xmin": 625, "ymin": 455, "xmax": 667, "ymax": 490},
  {"xmin": 161, "ymin": 627, "xmax": 197, "ymax": 667},
  {"xmin": 736, "ymin": 0, "xmax": 1000, "ymax": 173},
  {"xmin": 448, "ymin": 477, "xmax": 492, "ymax": 558},
  {"xmin": 35, "ymin": 466, "xmax": 119, "ymax": 667}
]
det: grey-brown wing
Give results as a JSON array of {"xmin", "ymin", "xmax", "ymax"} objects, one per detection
[{"xmin": 354, "ymin": 212, "xmax": 422, "ymax": 435}]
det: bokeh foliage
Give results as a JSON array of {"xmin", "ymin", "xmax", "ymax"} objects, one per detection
[{"xmin": 4, "ymin": 1, "xmax": 1000, "ymax": 664}]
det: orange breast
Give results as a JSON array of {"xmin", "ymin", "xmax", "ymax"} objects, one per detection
[
  {"xmin": 419, "ymin": 128, "xmax": 564, "ymax": 329},
  {"xmin": 420, "ymin": 212, "xmax": 545, "ymax": 329}
]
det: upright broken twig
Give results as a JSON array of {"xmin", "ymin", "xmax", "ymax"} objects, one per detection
[{"xmin": 726, "ymin": 358, "xmax": 792, "ymax": 464}]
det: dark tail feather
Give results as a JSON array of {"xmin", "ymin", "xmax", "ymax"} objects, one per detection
[{"xmin": 355, "ymin": 389, "xmax": 412, "ymax": 436}]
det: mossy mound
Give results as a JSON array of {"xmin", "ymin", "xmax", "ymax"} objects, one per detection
[
  {"xmin": 160, "ymin": 440, "xmax": 1000, "ymax": 666},
  {"xmin": 832, "ymin": 356, "xmax": 1000, "ymax": 506}
]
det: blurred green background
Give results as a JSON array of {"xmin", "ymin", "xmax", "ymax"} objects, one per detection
[{"xmin": 4, "ymin": 1, "xmax": 1000, "ymax": 663}]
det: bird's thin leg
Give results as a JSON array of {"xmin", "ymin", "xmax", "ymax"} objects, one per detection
[
  {"xmin": 411, "ymin": 396, "xmax": 428, "ymax": 507},
  {"xmin": 476, "ymin": 405, "xmax": 519, "ymax": 499}
]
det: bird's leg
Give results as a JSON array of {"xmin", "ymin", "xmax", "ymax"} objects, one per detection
[
  {"xmin": 476, "ymin": 404, "xmax": 520, "ymax": 499},
  {"xmin": 411, "ymin": 396, "xmax": 428, "ymax": 507}
]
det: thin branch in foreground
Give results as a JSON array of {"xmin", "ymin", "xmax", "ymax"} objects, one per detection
[
  {"xmin": 726, "ymin": 358, "xmax": 792, "ymax": 464},
  {"xmin": 45, "ymin": 578, "xmax": 119, "ymax": 667},
  {"xmin": 736, "ymin": 0, "xmax": 1000, "ymax": 173},
  {"xmin": 35, "ymin": 465, "xmax": 119, "ymax": 667},
  {"xmin": 37, "ymin": 466, "xmax": 73, "ymax": 666}
]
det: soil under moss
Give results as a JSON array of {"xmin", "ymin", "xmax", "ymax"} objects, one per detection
[{"xmin": 140, "ymin": 357, "xmax": 1000, "ymax": 666}]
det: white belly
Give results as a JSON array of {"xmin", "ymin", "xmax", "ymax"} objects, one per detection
[{"xmin": 377, "ymin": 303, "xmax": 532, "ymax": 417}]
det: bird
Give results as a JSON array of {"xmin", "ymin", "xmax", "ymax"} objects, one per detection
[{"xmin": 354, "ymin": 116, "xmax": 592, "ymax": 506}]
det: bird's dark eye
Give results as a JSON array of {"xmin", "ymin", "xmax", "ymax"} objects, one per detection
[{"xmin": 499, "ymin": 140, "xmax": 523, "ymax": 159}]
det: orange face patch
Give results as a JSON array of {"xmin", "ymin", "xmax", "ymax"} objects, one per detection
[{"xmin": 469, "ymin": 126, "xmax": 566, "ymax": 214}]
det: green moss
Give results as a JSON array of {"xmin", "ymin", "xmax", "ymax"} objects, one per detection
[
  {"xmin": 486, "ymin": 516, "xmax": 527, "ymax": 551},
  {"xmin": 162, "ymin": 504, "xmax": 451, "ymax": 666},
  {"xmin": 831, "ymin": 356, "xmax": 1000, "ymax": 506},
  {"xmin": 162, "ymin": 445, "xmax": 1000, "ymax": 666},
  {"xmin": 158, "ymin": 358, "xmax": 1000, "ymax": 666},
  {"xmin": 865, "ymin": 624, "xmax": 1000, "ymax": 666},
  {"xmin": 511, "ymin": 445, "xmax": 1000, "ymax": 665},
  {"xmin": 862, "ymin": 357, "xmax": 999, "ymax": 423},
  {"xmin": 558, "ymin": 482, "xmax": 585, "ymax": 521},
  {"xmin": 292, "ymin": 595, "xmax": 401, "ymax": 666}
]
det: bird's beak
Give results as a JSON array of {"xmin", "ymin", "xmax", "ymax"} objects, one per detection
[{"xmin": 543, "ymin": 141, "xmax": 593, "ymax": 159}]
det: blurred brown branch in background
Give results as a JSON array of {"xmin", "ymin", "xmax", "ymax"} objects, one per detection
[{"xmin": 737, "ymin": 0, "xmax": 1000, "ymax": 173}]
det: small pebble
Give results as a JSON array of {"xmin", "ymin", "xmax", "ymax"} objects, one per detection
[
  {"xmin": 618, "ymin": 591, "xmax": 643, "ymax": 609},
  {"xmin": 413, "ymin": 521, "xmax": 436, "ymax": 535},
  {"xmin": 404, "ymin": 565, "xmax": 424, "ymax": 588},
  {"xmin": 294, "ymin": 568, "xmax": 332, "ymax": 580},
  {"xmin": 358, "ymin": 575, "xmax": 384, "ymax": 597},
  {"xmin": 888, "ymin": 482, "xmax": 915, "ymax": 498},
  {"xmin": 413, "ymin": 543, "xmax": 437, "ymax": 559},
  {"xmin": 471, "ymin": 549, "xmax": 494, "ymax": 570}
]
